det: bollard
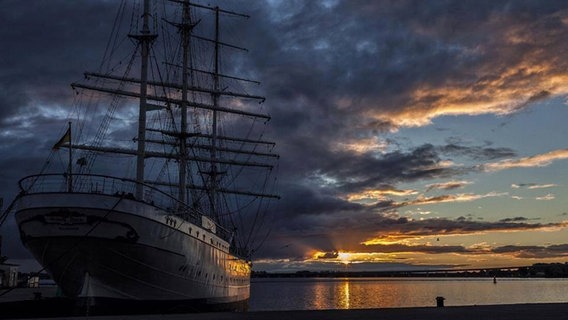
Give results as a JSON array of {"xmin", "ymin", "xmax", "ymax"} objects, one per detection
[{"xmin": 436, "ymin": 296, "xmax": 445, "ymax": 307}]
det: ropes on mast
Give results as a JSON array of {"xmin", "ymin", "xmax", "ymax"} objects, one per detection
[{"xmin": 48, "ymin": 0, "xmax": 279, "ymax": 255}]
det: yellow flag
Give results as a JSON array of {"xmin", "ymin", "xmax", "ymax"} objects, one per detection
[{"xmin": 52, "ymin": 128, "xmax": 71, "ymax": 150}]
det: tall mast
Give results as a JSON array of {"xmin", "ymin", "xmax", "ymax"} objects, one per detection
[
  {"xmin": 210, "ymin": 7, "xmax": 220, "ymax": 217},
  {"xmin": 178, "ymin": 0, "xmax": 191, "ymax": 206},
  {"xmin": 133, "ymin": 0, "xmax": 156, "ymax": 200},
  {"xmin": 67, "ymin": 121, "xmax": 73, "ymax": 192}
]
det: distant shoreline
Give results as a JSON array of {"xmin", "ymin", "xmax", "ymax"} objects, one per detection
[{"xmin": 252, "ymin": 261, "xmax": 568, "ymax": 278}]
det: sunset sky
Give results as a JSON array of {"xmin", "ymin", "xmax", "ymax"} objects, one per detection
[{"xmin": 1, "ymin": 0, "xmax": 568, "ymax": 273}]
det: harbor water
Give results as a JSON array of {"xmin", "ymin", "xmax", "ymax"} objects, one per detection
[
  {"xmin": 249, "ymin": 277, "xmax": 568, "ymax": 311},
  {"xmin": 3, "ymin": 277, "xmax": 568, "ymax": 313}
]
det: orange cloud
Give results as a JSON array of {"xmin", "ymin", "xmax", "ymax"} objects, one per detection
[
  {"xmin": 368, "ymin": 71, "xmax": 568, "ymax": 129},
  {"xmin": 483, "ymin": 149, "xmax": 568, "ymax": 172},
  {"xmin": 333, "ymin": 137, "xmax": 388, "ymax": 154},
  {"xmin": 346, "ymin": 188, "xmax": 418, "ymax": 202},
  {"xmin": 362, "ymin": 14, "xmax": 568, "ymax": 130},
  {"xmin": 405, "ymin": 192, "xmax": 507, "ymax": 207}
]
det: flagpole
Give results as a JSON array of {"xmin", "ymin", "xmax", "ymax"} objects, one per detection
[{"xmin": 68, "ymin": 121, "xmax": 72, "ymax": 192}]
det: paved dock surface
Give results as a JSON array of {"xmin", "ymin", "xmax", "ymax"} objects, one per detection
[{"xmin": 18, "ymin": 303, "xmax": 568, "ymax": 320}]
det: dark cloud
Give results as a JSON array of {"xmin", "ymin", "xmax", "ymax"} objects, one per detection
[
  {"xmin": 2, "ymin": 0, "xmax": 568, "ymax": 270},
  {"xmin": 317, "ymin": 251, "xmax": 339, "ymax": 259},
  {"xmin": 248, "ymin": 0, "xmax": 568, "ymax": 134},
  {"xmin": 0, "ymin": 1, "xmax": 118, "ymax": 115},
  {"xmin": 256, "ymin": 207, "xmax": 568, "ymax": 260},
  {"xmin": 328, "ymin": 144, "xmax": 462, "ymax": 194},
  {"xmin": 499, "ymin": 217, "xmax": 530, "ymax": 223},
  {"xmin": 363, "ymin": 217, "xmax": 566, "ymax": 241},
  {"xmin": 360, "ymin": 243, "xmax": 471, "ymax": 254},
  {"xmin": 272, "ymin": 182, "xmax": 365, "ymax": 220},
  {"xmin": 439, "ymin": 144, "xmax": 517, "ymax": 160},
  {"xmin": 425, "ymin": 181, "xmax": 469, "ymax": 192},
  {"xmin": 492, "ymin": 244, "xmax": 568, "ymax": 259}
]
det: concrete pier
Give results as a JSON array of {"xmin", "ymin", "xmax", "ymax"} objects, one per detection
[{"xmin": 12, "ymin": 303, "xmax": 568, "ymax": 320}]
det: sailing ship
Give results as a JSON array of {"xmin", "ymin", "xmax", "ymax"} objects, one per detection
[{"xmin": 12, "ymin": 0, "xmax": 278, "ymax": 313}]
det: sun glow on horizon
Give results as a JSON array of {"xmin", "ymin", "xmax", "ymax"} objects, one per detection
[{"xmin": 337, "ymin": 252, "xmax": 353, "ymax": 264}]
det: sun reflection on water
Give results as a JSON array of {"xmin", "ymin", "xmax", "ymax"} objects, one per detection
[
  {"xmin": 341, "ymin": 280, "xmax": 350, "ymax": 309},
  {"xmin": 300, "ymin": 278, "xmax": 422, "ymax": 310}
]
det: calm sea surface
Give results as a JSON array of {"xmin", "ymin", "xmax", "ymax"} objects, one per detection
[{"xmin": 249, "ymin": 277, "xmax": 568, "ymax": 311}]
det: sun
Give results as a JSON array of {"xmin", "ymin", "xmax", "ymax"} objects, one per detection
[{"xmin": 337, "ymin": 252, "xmax": 352, "ymax": 265}]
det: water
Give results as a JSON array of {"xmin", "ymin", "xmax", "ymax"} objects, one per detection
[{"xmin": 249, "ymin": 277, "xmax": 568, "ymax": 311}]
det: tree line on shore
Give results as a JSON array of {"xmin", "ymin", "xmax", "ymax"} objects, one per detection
[{"xmin": 252, "ymin": 262, "xmax": 568, "ymax": 278}]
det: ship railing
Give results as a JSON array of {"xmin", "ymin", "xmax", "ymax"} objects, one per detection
[
  {"xmin": 19, "ymin": 173, "xmax": 179, "ymax": 209},
  {"xmin": 17, "ymin": 173, "xmax": 232, "ymax": 240}
]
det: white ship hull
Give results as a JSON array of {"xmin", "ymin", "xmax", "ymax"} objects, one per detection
[{"xmin": 14, "ymin": 191, "xmax": 251, "ymax": 311}]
